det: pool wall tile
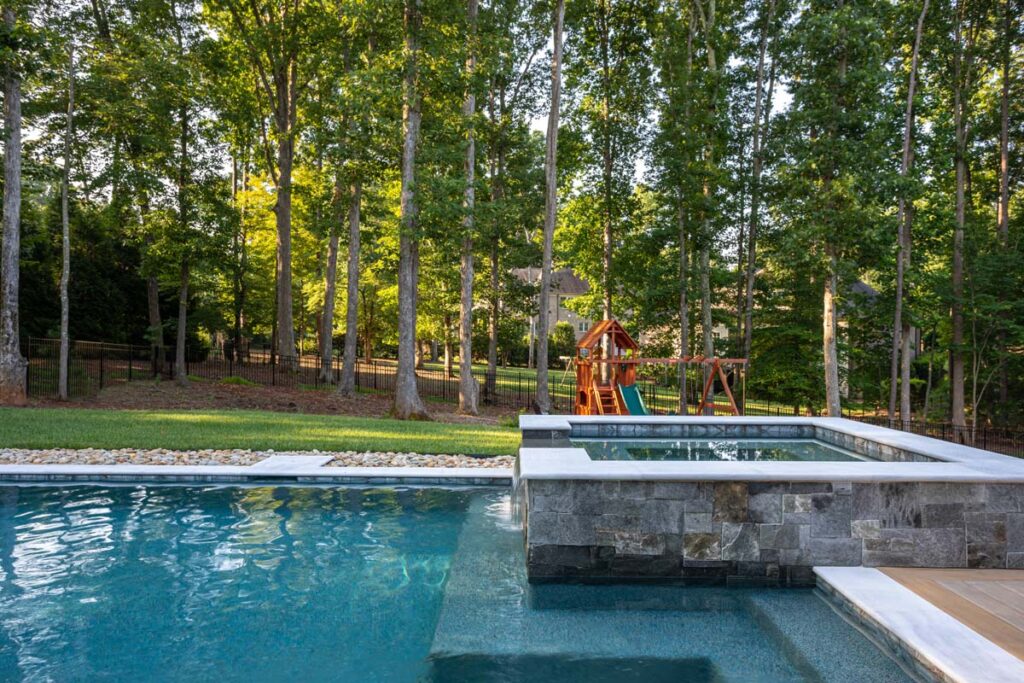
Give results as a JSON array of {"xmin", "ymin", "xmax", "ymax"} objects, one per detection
[{"xmin": 522, "ymin": 477, "xmax": 1024, "ymax": 584}]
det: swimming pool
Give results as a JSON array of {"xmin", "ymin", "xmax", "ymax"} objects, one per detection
[
  {"xmin": 0, "ymin": 485, "xmax": 912, "ymax": 681},
  {"xmin": 575, "ymin": 438, "xmax": 870, "ymax": 462}
]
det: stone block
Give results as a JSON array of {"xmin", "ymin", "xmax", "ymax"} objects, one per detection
[
  {"xmin": 528, "ymin": 544, "xmax": 594, "ymax": 569},
  {"xmin": 833, "ymin": 482, "xmax": 853, "ymax": 495},
  {"xmin": 609, "ymin": 554, "xmax": 681, "ymax": 578},
  {"xmin": 809, "ymin": 537, "xmax": 862, "ymax": 566},
  {"xmin": 713, "ymin": 482, "xmax": 748, "ymax": 522},
  {"xmin": 986, "ymin": 485, "xmax": 1024, "ymax": 513},
  {"xmin": 684, "ymin": 485, "xmax": 714, "ymax": 513},
  {"xmin": 922, "ymin": 503, "xmax": 965, "ymax": 528},
  {"xmin": 683, "ymin": 533, "xmax": 721, "ymax": 560},
  {"xmin": 748, "ymin": 493, "xmax": 782, "ymax": 524},
  {"xmin": 780, "ymin": 548, "xmax": 812, "ymax": 567},
  {"xmin": 811, "ymin": 493, "xmax": 852, "ymax": 538},
  {"xmin": 1007, "ymin": 552, "xmax": 1024, "ymax": 569},
  {"xmin": 553, "ymin": 514, "xmax": 599, "ymax": 546},
  {"xmin": 789, "ymin": 483, "xmax": 832, "ymax": 494},
  {"xmin": 606, "ymin": 530, "xmax": 667, "ymax": 556},
  {"xmin": 722, "ymin": 523, "xmax": 759, "ymax": 562},
  {"xmin": 783, "ymin": 494, "xmax": 813, "ymax": 524},
  {"xmin": 684, "ymin": 512, "xmax": 712, "ymax": 534},
  {"xmin": 748, "ymin": 482, "xmax": 786, "ymax": 496},
  {"xmin": 650, "ymin": 482, "xmax": 700, "ymax": 500},
  {"xmin": 966, "ymin": 512, "xmax": 1007, "ymax": 545},
  {"xmin": 527, "ymin": 511, "xmax": 561, "ymax": 545},
  {"xmin": 760, "ymin": 523, "xmax": 806, "ymax": 550},
  {"xmin": 851, "ymin": 519, "xmax": 881, "ymax": 539},
  {"xmin": 1007, "ymin": 513, "xmax": 1024, "ymax": 552},
  {"xmin": 639, "ymin": 499, "xmax": 686, "ymax": 534},
  {"xmin": 914, "ymin": 529, "xmax": 967, "ymax": 567},
  {"xmin": 968, "ymin": 543, "xmax": 1007, "ymax": 569}
]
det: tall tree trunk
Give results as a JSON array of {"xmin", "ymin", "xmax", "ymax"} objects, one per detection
[
  {"xmin": 320, "ymin": 181, "xmax": 341, "ymax": 383},
  {"xmin": 700, "ymin": 246, "xmax": 714, "ymax": 413},
  {"xmin": 458, "ymin": 0, "xmax": 480, "ymax": 415},
  {"xmin": 148, "ymin": 272, "xmax": 163, "ymax": 374},
  {"xmin": 175, "ymin": 259, "xmax": 189, "ymax": 386},
  {"xmin": 996, "ymin": 0, "xmax": 1010, "ymax": 406},
  {"xmin": 275, "ymin": 130, "xmax": 296, "ymax": 362},
  {"xmin": 231, "ymin": 157, "xmax": 248, "ymax": 363},
  {"xmin": 889, "ymin": 0, "xmax": 928, "ymax": 422},
  {"xmin": 742, "ymin": 0, "xmax": 776, "ymax": 371},
  {"xmin": 338, "ymin": 181, "xmax": 361, "ymax": 396},
  {"xmin": 694, "ymin": 0, "xmax": 718, "ymax": 414},
  {"xmin": 535, "ymin": 0, "xmax": 564, "ymax": 414},
  {"xmin": 599, "ymin": 0, "xmax": 613, "ymax": 321},
  {"xmin": 677, "ymin": 202, "xmax": 688, "ymax": 414},
  {"xmin": 0, "ymin": 6, "xmax": 25, "ymax": 406},
  {"xmin": 393, "ymin": 0, "xmax": 429, "ymax": 420},
  {"xmin": 823, "ymin": 250, "xmax": 841, "ymax": 417},
  {"xmin": 950, "ymin": 5, "xmax": 973, "ymax": 429},
  {"xmin": 58, "ymin": 44, "xmax": 76, "ymax": 401},
  {"xmin": 486, "ymin": 238, "xmax": 499, "ymax": 397}
]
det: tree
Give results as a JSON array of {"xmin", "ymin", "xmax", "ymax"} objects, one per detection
[
  {"xmin": 458, "ymin": 0, "xmax": 480, "ymax": 415},
  {"xmin": 534, "ymin": 0, "xmax": 564, "ymax": 414},
  {"xmin": 59, "ymin": 42, "xmax": 75, "ymax": 400},
  {"xmin": 888, "ymin": 0, "xmax": 929, "ymax": 424},
  {"xmin": 209, "ymin": 0, "xmax": 319, "ymax": 363},
  {"xmin": 0, "ymin": 5, "xmax": 26, "ymax": 405},
  {"xmin": 393, "ymin": 0, "xmax": 429, "ymax": 420},
  {"xmin": 742, "ymin": 0, "xmax": 778, "ymax": 374},
  {"xmin": 949, "ymin": 0, "xmax": 983, "ymax": 428}
]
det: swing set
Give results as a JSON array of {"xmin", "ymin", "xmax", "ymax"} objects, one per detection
[{"xmin": 573, "ymin": 319, "xmax": 747, "ymax": 416}]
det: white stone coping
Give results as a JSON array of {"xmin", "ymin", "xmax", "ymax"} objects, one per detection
[
  {"xmin": 517, "ymin": 416, "xmax": 1024, "ymax": 483},
  {"xmin": 0, "ymin": 459, "xmax": 513, "ymax": 485},
  {"xmin": 814, "ymin": 567, "xmax": 1024, "ymax": 683}
]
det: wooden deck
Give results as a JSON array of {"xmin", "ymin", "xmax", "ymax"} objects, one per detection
[{"xmin": 880, "ymin": 567, "xmax": 1024, "ymax": 661}]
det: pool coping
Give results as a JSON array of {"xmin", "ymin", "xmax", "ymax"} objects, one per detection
[
  {"xmin": 518, "ymin": 416, "xmax": 1024, "ymax": 483},
  {"xmin": 815, "ymin": 566, "xmax": 1024, "ymax": 683},
  {"xmin": 0, "ymin": 461, "xmax": 513, "ymax": 486}
]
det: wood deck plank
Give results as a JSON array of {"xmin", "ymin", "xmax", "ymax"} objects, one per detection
[{"xmin": 880, "ymin": 568, "xmax": 1024, "ymax": 661}]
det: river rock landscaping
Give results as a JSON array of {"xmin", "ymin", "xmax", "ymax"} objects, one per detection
[{"xmin": 0, "ymin": 448, "xmax": 514, "ymax": 469}]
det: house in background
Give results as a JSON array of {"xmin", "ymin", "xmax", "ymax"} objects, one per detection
[{"xmin": 514, "ymin": 268, "xmax": 594, "ymax": 341}]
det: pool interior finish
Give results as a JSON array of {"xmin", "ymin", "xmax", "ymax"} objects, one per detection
[
  {"xmin": 0, "ymin": 485, "xmax": 912, "ymax": 682},
  {"xmin": 574, "ymin": 437, "xmax": 873, "ymax": 462}
]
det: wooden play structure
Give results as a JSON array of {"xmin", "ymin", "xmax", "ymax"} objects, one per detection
[{"xmin": 573, "ymin": 319, "xmax": 747, "ymax": 416}]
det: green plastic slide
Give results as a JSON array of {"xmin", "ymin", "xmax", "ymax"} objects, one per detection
[{"xmin": 617, "ymin": 383, "xmax": 649, "ymax": 416}]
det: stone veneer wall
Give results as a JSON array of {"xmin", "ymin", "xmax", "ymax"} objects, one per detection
[{"xmin": 524, "ymin": 479, "xmax": 1024, "ymax": 585}]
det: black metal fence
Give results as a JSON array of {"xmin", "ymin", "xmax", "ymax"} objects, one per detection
[
  {"xmin": 24, "ymin": 337, "xmax": 576, "ymax": 412},
  {"xmin": 852, "ymin": 416, "xmax": 1024, "ymax": 459},
  {"xmin": 26, "ymin": 338, "xmax": 159, "ymax": 399},
  {"xmin": 24, "ymin": 336, "xmax": 1024, "ymax": 458}
]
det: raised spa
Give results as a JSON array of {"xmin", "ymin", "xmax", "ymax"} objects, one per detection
[{"xmin": 517, "ymin": 416, "xmax": 1024, "ymax": 585}]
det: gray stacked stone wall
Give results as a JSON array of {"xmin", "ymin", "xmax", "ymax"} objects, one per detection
[{"xmin": 524, "ymin": 479, "xmax": 1024, "ymax": 585}]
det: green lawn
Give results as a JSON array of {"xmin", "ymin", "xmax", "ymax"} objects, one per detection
[{"xmin": 0, "ymin": 408, "xmax": 519, "ymax": 456}]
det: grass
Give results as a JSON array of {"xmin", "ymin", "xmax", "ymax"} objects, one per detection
[{"xmin": 0, "ymin": 408, "xmax": 519, "ymax": 456}]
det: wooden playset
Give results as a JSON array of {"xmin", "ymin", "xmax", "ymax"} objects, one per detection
[{"xmin": 573, "ymin": 319, "xmax": 747, "ymax": 416}]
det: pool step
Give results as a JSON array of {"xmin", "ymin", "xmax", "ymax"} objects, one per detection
[{"xmin": 428, "ymin": 495, "xmax": 806, "ymax": 681}]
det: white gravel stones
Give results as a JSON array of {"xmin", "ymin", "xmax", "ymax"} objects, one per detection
[{"xmin": 0, "ymin": 448, "xmax": 514, "ymax": 469}]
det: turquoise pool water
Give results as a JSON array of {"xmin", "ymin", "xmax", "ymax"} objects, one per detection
[
  {"xmin": 0, "ymin": 485, "xmax": 910, "ymax": 682},
  {"xmin": 575, "ymin": 438, "xmax": 871, "ymax": 462}
]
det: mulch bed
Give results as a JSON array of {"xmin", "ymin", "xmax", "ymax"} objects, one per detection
[{"xmin": 30, "ymin": 379, "xmax": 519, "ymax": 426}]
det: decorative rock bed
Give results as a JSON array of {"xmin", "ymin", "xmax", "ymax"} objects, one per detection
[{"xmin": 0, "ymin": 448, "xmax": 513, "ymax": 469}]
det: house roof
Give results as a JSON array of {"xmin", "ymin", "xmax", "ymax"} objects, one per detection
[{"xmin": 512, "ymin": 267, "xmax": 591, "ymax": 296}]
